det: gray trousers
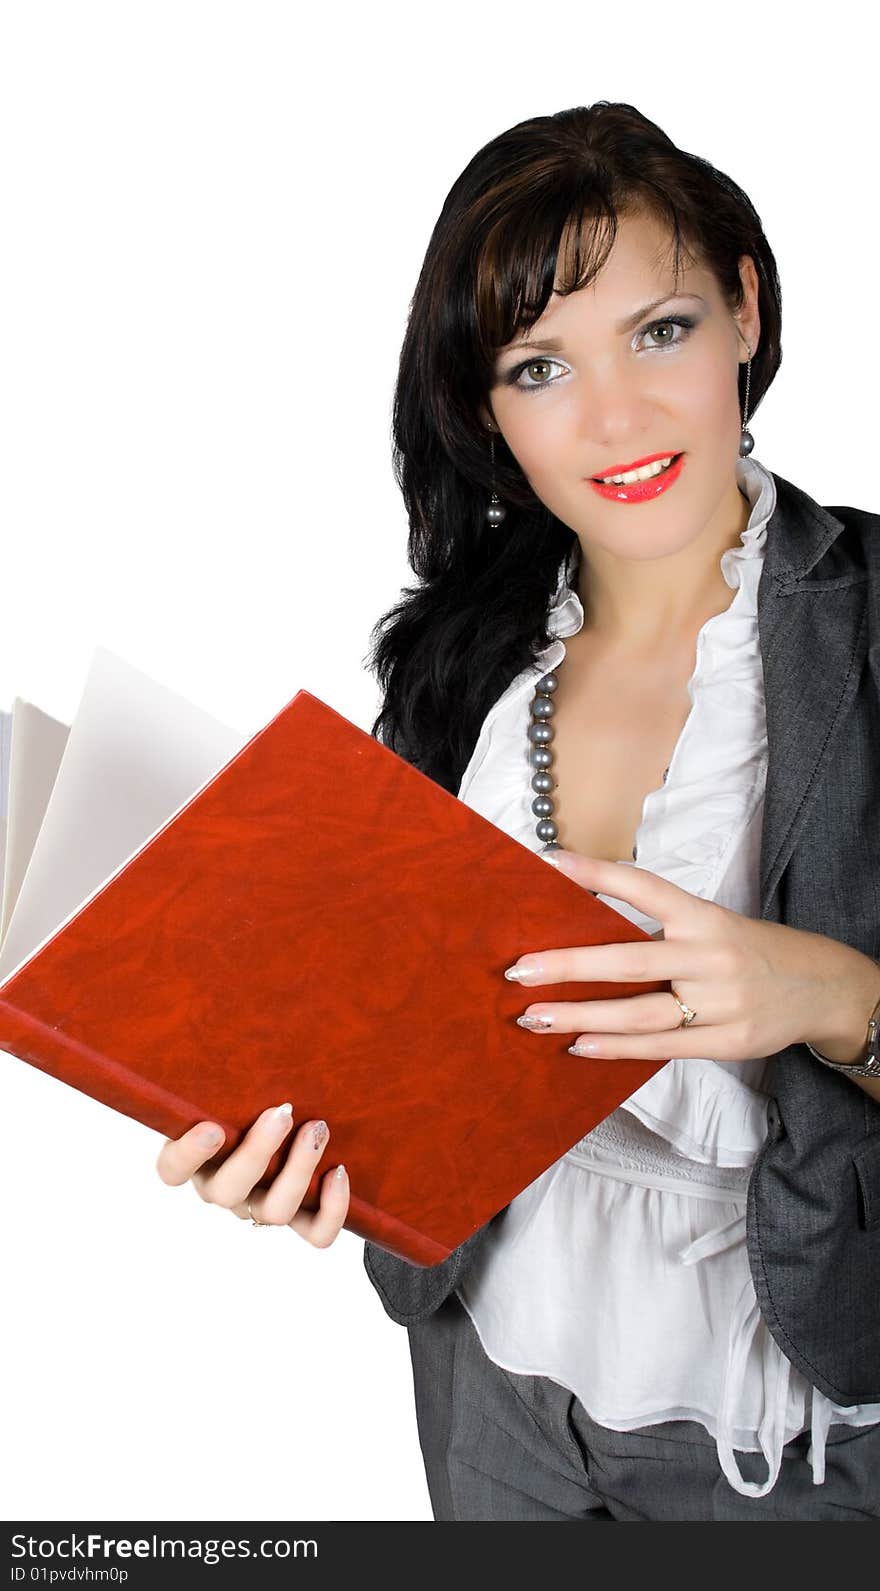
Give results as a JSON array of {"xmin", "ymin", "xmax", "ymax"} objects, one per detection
[{"xmin": 406, "ymin": 1290, "xmax": 880, "ymax": 1521}]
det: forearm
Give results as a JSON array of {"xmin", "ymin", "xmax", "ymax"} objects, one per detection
[{"xmin": 803, "ymin": 940, "xmax": 880, "ymax": 1103}]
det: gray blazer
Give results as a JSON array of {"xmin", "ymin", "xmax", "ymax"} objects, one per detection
[{"xmin": 363, "ymin": 469, "xmax": 880, "ymax": 1407}]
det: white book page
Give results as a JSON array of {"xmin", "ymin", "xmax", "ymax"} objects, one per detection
[
  {"xmin": 1, "ymin": 701, "xmax": 70, "ymax": 943},
  {"xmin": 0, "ymin": 647, "xmax": 246, "ymax": 988}
]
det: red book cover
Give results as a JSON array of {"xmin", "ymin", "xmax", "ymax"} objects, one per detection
[{"xmin": 0, "ymin": 682, "xmax": 672, "ymax": 1266}]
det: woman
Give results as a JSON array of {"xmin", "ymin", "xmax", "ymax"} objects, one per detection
[{"xmin": 156, "ymin": 102, "xmax": 880, "ymax": 1520}]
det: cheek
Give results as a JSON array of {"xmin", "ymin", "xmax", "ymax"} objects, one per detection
[
  {"xmin": 675, "ymin": 353, "xmax": 739, "ymax": 432},
  {"xmin": 502, "ymin": 409, "xmax": 567, "ymax": 477},
  {"xmin": 502, "ymin": 410, "xmax": 584, "ymax": 501}
]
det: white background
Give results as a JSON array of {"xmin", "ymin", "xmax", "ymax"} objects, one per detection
[{"xmin": 0, "ymin": 0, "xmax": 875, "ymax": 1524}]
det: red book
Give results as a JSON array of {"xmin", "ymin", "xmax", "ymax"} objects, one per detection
[{"xmin": 0, "ymin": 650, "xmax": 672, "ymax": 1265}]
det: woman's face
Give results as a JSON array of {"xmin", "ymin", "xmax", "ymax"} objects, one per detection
[{"xmin": 484, "ymin": 210, "xmax": 761, "ymax": 572}]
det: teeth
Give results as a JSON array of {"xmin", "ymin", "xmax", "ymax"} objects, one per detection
[{"xmin": 597, "ymin": 455, "xmax": 677, "ymax": 486}]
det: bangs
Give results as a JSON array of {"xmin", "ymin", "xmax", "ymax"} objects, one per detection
[{"xmin": 472, "ymin": 188, "xmax": 698, "ymax": 364}]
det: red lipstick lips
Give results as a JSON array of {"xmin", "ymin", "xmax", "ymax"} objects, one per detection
[{"xmin": 588, "ymin": 452, "xmax": 685, "ymax": 504}]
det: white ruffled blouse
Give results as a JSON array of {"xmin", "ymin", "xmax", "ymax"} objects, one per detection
[{"xmin": 454, "ymin": 453, "xmax": 880, "ymax": 1499}]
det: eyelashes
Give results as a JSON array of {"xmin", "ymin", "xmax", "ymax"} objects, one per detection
[{"xmin": 501, "ymin": 315, "xmax": 699, "ymax": 394}]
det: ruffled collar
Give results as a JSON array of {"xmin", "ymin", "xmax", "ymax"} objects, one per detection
[{"xmin": 546, "ymin": 454, "xmax": 778, "ymax": 640}]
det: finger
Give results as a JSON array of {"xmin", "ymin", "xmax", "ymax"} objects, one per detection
[
  {"xmin": 519, "ymin": 990, "xmax": 699, "ymax": 1036},
  {"xmin": 156, "ymin": 1120, "xmax": 228, "ymax": 1186},
  {"xmin": 510, "ymin": 935, "xmax": 720, "ymax": 988},
  {"xmin": 234, "ymin": 1116, "xmax": 334, "ymax": 1225},
  {"xmin": 193, "ymin": 1103, "xmax": 296, "ymax": 1209},
  {"xmin": 564, "ymin": 1023, "xmax": 749, "ymax": 1062},
  {"xmin": 288, "ymin": 1162, "xmax": 350, "ymax": 1248},
  {"xmin": 547, "ymin": 849, "xmax": 712, "ymax": 926}
]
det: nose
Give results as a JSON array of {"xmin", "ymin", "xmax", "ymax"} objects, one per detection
[{"xmin": 572, "ymin": 366, "xmax": 656, "ymax": 459}]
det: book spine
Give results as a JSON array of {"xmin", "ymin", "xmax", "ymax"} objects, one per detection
[
  {"xmin": 253, "ymin": 1157, "xmax": 453, "ymax": 1265},
  {"xmin": 0, "ymin": 1000, "xmax": 219, "ymax": 1143},
  {"xmin": 0, "ymin": 1001, "xmax": 453, "ymax": 1267},
  {"xmin": 340, "ymin": 1193, "xmax": 452, "ymax": 1267}
]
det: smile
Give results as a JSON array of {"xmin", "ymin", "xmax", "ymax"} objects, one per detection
[{"xmin": 588, "ymin": 452, "xmax": 686, "ymax": 503}]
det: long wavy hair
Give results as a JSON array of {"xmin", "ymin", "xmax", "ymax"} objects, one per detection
[{"xmin": 365, "ymin": 101, "xmax": 783, "ymax": 795}]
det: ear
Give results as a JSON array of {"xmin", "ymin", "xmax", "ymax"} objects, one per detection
[{"xmin": 735, "ymin": 254, "xmax": 761, "ymax": 362}]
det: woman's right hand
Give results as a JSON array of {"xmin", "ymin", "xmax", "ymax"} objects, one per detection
[{"xmin": 155, "ymin": 1103, "xmax": 350, "ymax": 1247}]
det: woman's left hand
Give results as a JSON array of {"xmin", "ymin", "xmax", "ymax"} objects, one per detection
[{"xmin": 504, "ymin": 850, "xmax": 867, "ymax": 1063}]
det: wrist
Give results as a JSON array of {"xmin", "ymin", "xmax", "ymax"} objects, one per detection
[{"xmin": 804, "ymin": 945, "xmax": 880, "ymax": 1066}]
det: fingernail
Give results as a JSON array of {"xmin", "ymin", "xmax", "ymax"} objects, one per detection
[
  {"xmin": 569, "ymin": 1039, "xmax": 599, "ymax": 1055},
  {"xmin": 267, "ymin": 1102, "xmax": 294, "ymax": 1131},
  {"xmin": 504, "ymin": 961, "xmax": 545, "ymax": 983},
  {"xmin": 312, "ymin": 1120, "xmax": 328, "ymax": 1151},
  {"xmin": 199, "ymin": 1126, "xmax": 224, "ymax": 1148},
  {"xmin": 335, "ymin": 1164, "xmax": 347, "ymax": 1181},
  {"xmin": 545, "ymin": 849, "xmax": 577, "ymax": 870},
  {"xmin": 516, "ymin": 1013, "xmax": 553, "ymax": 1031}
]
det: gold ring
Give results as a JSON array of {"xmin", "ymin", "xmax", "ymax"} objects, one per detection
[{"xmin": 670, "ymin": 985, "xmax": 698, "ymax": 1028}]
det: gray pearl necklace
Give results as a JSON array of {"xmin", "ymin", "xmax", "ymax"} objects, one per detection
[
  {"xmin": 484, "ymin": 346, "xmax": 754, "ymax": 862},
  {"xmin": 529, "ymin": 667, "xmax": 672, "ymax": 860},
  {"xmin": 528, "ymin": 668, "xmax": 564, "ymax": 853}
]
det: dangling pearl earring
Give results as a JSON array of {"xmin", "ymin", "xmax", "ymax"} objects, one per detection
[
  {"xmin": 485, "ymin": 431, "xmax": 507, "ymax": 524},
  {"xmin": 739, "ymin": 350, "xmax": 754, "ymax": 458}
]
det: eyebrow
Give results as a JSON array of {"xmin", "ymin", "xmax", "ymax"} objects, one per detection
[{"xmin": 502, "ymin": 293, "xmax": 707, "ymax": 355}]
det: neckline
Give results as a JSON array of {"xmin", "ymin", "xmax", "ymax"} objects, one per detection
[{"xmin": 532, "ymin": 529, "xmax": 766, "ymax": 864}]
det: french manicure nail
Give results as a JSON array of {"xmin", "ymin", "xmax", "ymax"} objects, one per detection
[
  {"xmin": 545, "ymin": 849, "xmax": 577, "ymax": 869},
  {"xmin": 268, "ymin": 1102, "xmax": 294, "ymax": 1130},
  {"xmin": 504, "ymin": 961, "xmax": 544, "ymax": 983}
]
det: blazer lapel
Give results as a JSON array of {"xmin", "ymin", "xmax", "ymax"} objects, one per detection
[{"xmin": 757, "ymin": 471, "xmax": 869, "ymax": 921}]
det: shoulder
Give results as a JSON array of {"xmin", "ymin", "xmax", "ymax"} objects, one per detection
[
  {"xmin": 822, "ymin": 498, "xmax": 880, "ymax": 550},
  {"xmin": 821, "ymin": 501, "xmax": 880, "ymax": 609},
  {"xmin": 770, "ymin": 469, "xmax": 880, "ymax": 582}
]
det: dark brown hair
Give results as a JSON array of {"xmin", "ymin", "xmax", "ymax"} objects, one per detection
[{"xmin": 366, "ymin": 100, "xmax": 783, "ymax": 793}]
